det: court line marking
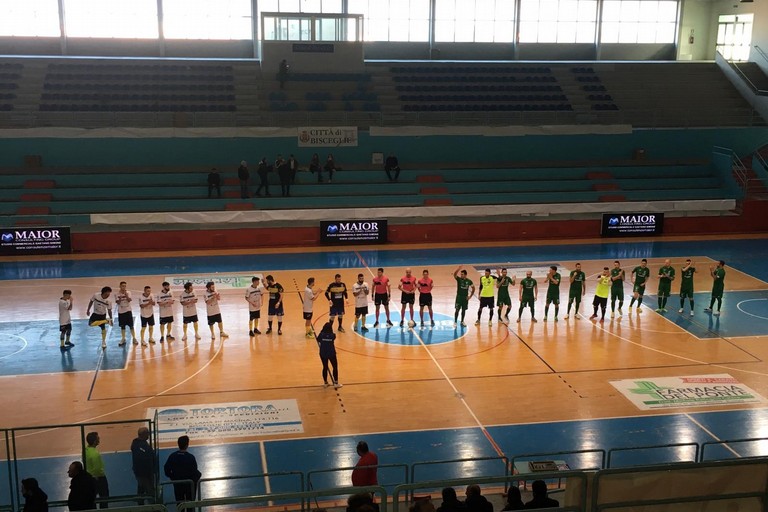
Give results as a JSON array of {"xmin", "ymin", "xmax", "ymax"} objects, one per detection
[
  {"xmin": 0, "ymin": 333, "xmax": 28, "ymax": 359},
  {"xmin": 683, "ymin": 413, "xmax": 741, "ymax": 458},
  {"xmin": 736, "ymin": 298, "xmax": 768, "ymax": 321}
]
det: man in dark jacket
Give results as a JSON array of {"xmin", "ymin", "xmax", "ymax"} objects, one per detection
[
  {"xmin": 464, "ymin": 484, "xmax": 493, "ymax": 512},
  {"xmin": 67, "ymin": 461, "xmax": 97, "ymax": 511},
  {"xmin": 237, "ymin": 161, "xmax": 250, "ymax": 199},
  {"xmin": 131, "ymin": 427, "xmax": 155, "ymax": 501},
  {"xmin": 384, "ymin": 153, "xmax": 401, "ymax": 182},
  {"xmin": 207, "ymin": 168, "xmax": 221, "ymax": 198},
  {"xmin": 255, "ymin": 158, "xmax": 271, "ymax": 197},
  {"xmin": 21, "ymin": 477, "xmax": 48, "ymax": 512},
  {"xmin": 524, "ymin": 480, "xmax": 559, "ymax": 509},
  {"xmin": 163, "ymin": 435, "xmax": 201, "ymax": 504}
]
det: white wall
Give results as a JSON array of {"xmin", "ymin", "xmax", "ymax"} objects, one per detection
[
  {"xmin": 705, "ymin": 0, "xmax": 768, "ymax": 70},
  {"xmin": 678, "ymin": 0, "xmax": 712, "ymax": 60}
]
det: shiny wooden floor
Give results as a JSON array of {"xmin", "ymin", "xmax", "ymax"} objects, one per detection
[{"xmin": 2, "ymin": 237, "xmax": 768, "ymax": 459}]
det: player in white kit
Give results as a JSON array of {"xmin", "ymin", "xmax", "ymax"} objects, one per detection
[
  {"xmin": 352, "ymin": 274, "xmax": 370, "ymax": 333},
  {"xmin": 245, "ymin": 276, "xmax": 265, "ymax": 336},
  {"xmin": 180, "ymin": 282, "xmax": 201, "ymax": 342},
  {"xmin": 138, "ymin": 285, "xmax": 156, "ymax": 346},
  {"xmin": 204, "ymin": 281, "xmax": 229, "ymax": 341},
  {"xmin": 303, "ymin": 277, "xmax": 321, "ymax": 338},
  {"xmin": 59, "ymin": 289, "xmax": 74, "ymax": 350},
  {"xmin": 86, "ymin": 286, "xmax": 113, "ymax": 349},
  {"xmin": 157, "ymin": 281, "xmax": 175, "ymax": 343},
  {"xmin": 115, "ymin": 281, "xmax": 138, "ymax": 346}
]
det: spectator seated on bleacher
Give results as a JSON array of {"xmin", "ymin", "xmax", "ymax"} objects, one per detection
[
  {"xmin": 411, "ymin": 497, "xmax": 437, "ymax": 512},
  {"xmin": 207, "ymin": 168, "xmax": 221, "ymax": 198},
  {"xmin": 523, "ymin": 480, "xmax": 559, "ymax": 510},
  {"xmin": 501, "ymin": 487, "xmax": 524, "ymax": 511},
  {"xmin": 465, "ymin": 485, "xmax": 493, "ymax": 512},
  {"xmin": 385, "ymin": 153, "xmax": 401, "ymax": 182},
  {"xmin": 347, "ymin": 493, "xmax": 380, "ymax": 512},
  {"xmin": 436, "ymin": 487, "xmax": 466, "ymax": 512}
]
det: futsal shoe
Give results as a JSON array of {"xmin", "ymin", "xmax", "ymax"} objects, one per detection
[
  {"xmin": 400, "ymin": 321, "xmax": 405, "ymax": 327},
  {"xmin": 194, "ymin": 334, "xmax": 201, "ymax": 340},
  {"xmin": 167, "ymin": 334, "xmax": 175, "ymax": 341},
  {"xmin": 221, "ymin": 332, "xmax": 229, "ymax": 338},
  {"xmin": 132, "ymin": 339, "xmax": 139, "ymax": 345},
  {"xmin": 361, "ymin": 326, "xmax": 369, "ymax": 332},
  {"xmin": 278, "ymin": 329, "xmax": 283, "ymax": 335},
  {"xmin": 461, "ymin": 321, "xmax": 467, "ymax": 327},
  {"xmin": 159, "ymin": 337, "xmax": 165, "ymax": 343},
  {"xmin": 65, "ymin": 341, "xmax": 74, "ymax": 347},
  {"xmin": 118, "ymin": 340, "xmax": 126, "ymax": 347},
  {"xmin": 611, "ymin": 312, "xmax": 615, "ymax": 318},
  {"xmin": 334, "ymin": 382, "xmax": 343, "ymax": 389},
  {"xmin": 678, "ymin": 308, "xmax": 684, "ymax": 314},
  {"xmin": 431, "ymin": 321, "xmax": 436, "ymax": 327},
  {"xmin": 704, "ymin": 308, "xmax": 712, "ymax": 313},
  {"xmin": 386, "ymin": 320, "xmax": 393, "ymax": 327},
  {"xmin": 254, "ymin": 329, "xmax": 261, "ymax": 334},
  {"xmin": 532, "ymin": 318, "xmax": 538, "ymax": 323},
  {"xmin": 338, "ymin": 326, "xmax": 346, "ymax": 333},
  {"xmin": 141, "ymin": 341, "xmax": 148, "ymax": 347},
  {"xmin": 690, "ymin": 311, "xmax": 694, "ymax": 316},
  {"xmin": 149, "ymin": 338, "xmax": 156, "ymax": 344},
  {"xmin": 714, "ymin": 311, "xmax": 721, "ymax": 316},
  {"xmin": 589, "ymin": 314, "xmax": 598, "ymax": 320},
  {"xmin": 101, "ymin": 342, "xmax": 107, "ymax": 349},
  {"xmin": 266, "ymin": 328, "xmax": 272, "ymax": 334},
  {"xmin": 475, "ymin": 320, "xmax": 480, "ymax": 326},
  {"xmin": 249, "ymin": 330, "xmax": 254, "ymax": 336},
  {"xmin": 373, "ymin": 322, "xmax": 379, "ymax": 328},
  {"xmin": 181, "ymin": 335, "xmax": 187, "ymax": 342}
]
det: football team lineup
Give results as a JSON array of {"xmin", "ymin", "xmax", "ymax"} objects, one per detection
[{"xmin": 2, "ymin": 237, "xmax": 768, "ymax": 457}]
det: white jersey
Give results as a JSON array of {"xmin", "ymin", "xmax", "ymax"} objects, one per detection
[
  {"xmin": 115, "ymin": 290, "xmax": 133, "ymax": 314},
  {"xmin": 90, "ymin": 293, "xmax": 112, "ymax": 316},
  {"xmin": 157, "ymin": 290, "xmax": 174, "ymax": 318},
  {"xmin": 303, "ymin": 286, "xmax": 316, "ymax": 313},
  {"xmin": 180, "ymin": 291, "xmax": 198, "ymax": 317},
  {"xmin": 245, "ymin": 284, "xmax": 264, "ymax": 312},
  {"xmin": 59, "ymin": 298, "xmax": 72, "ymax": 325},
  {"xmin": 352, "ymin": 282, "xmax": 370, "ymax": 308},
  {"xmin": 139, "ymin": 293, "xmax": 155, "ymax": 318},
  {"xmin": 204, "ymin": 290, "xmax": 221, "ymax": 316}
]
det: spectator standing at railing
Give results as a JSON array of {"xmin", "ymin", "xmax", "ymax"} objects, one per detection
[
  {"xmin": 163, "ymin": 435, "xmax": 201, "ymax": 505},
  {"xmin": 67, "ymin": 461, "xmax": 96, "ymax": 512},
  {"xmin": 131, "ymin": 427, "xmax": 155, "ymax": 502},
  {"xmin": 501, "ymin": 487, "xmax": 524, "ymax": 511},
  {"xmin": 309, "ymin": 153, "xmax": 322, "ymax": 182},
  {"xmin": 21, "ymin": 478, "xmax": 48, "ymax": 512},
  {"xmin": 324, "ymin": 154, "xmax": 338, "ymax": 183},
  {"xmin": 85, "ymin": 432, "xmax": 109, "ymax": 509},
  {"xmin": 351, "ymin": 441, "xmax": 378, "ymax": 487},
  {"xmin": 207, "ymin": 168, "xmax": 221, "ymax": 198},
  {"xmin": 255, "ymin": 157, "xmax": 271, "ymax": 197},
  {"xmin": 237, "ymin": 160, "xmax": 250, "ymax": 199},
  {"xmin": 288, "ymin": 154, "xmax": 299, "ymax": 184}
]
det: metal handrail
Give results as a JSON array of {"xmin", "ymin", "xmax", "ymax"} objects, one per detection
[
  {"xmin": 198, "ymin": 470, "xmax": 304, "ymax": 499},
  {"xmin": 308, "ymin": 463, "xmax": 408, "ymax": 490},
  {"xmin": 713, "ymin": 145, "xmax": 749, "ymax": 191},
  {"xmin": 159, "ymin": 479, "xmax": 198, "ymax": 507},
  {"xmin": 606, "ymin": 442, "xmax": 699, "ymax": 468},
  {"xmin": 700, "ymin": 436, "xmax": 768, "ymax": 461},
  {"xmin": 754, "ymin": 46, "xmax": 768, "ymax": 65},
  {"xmin": 410, "ymin": 456, "xmax": 508, "ymax": 500},
  {"xmin": 2, "ymin": 430, "xmax": 13, "ymax": 512}
]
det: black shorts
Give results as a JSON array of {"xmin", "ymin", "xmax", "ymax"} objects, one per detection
[
  {"xmin": 355, "ymin": 306, "xmax": 369, "ymax": 316},
  {"xmin": 183, "ymin": 315, "xmax": 198, "ymax": 324},
  {"xmin": 268, "ymin": 302, "xmax": 284, "ymax": 316},
  {"xmin": 401, "ymin": 292, "xmax": 415, "ymax": 305},
  {"xmin": 140, "ymin": 316, "xmax": 155, "ymax": 327},
  {"xmin": 207, "ymin": 313, "xmax": 222, "ymax": 325},
  {"xmin": 60, "ymin": 323, "xmax": 72, "ymax": 334},
  {"xmin": 419, "ymin": 293, "xmax": 433, "ymax": 307},
  {"xmin": 374, "ymin": 293, "xmax": 389, "ymax": 306},
  {"xmin": 479, "ymin": 296, "xmax": 494, "ymax": 308},
  {"xmin": 249, "ymin": 310, "xmax": 261, "ymax": 320},
  {"xmin": 303, "ymin": 312, "xmax": 313, "ymax": 320},
  {"xmin": 593, "ymin": 296, "xmax": 608, "ymax": 307},
  {"xmin": 118, "ymin": 311, "xmax": 134, "ymax": 328},
  {"xmin": 160, "ymin": 315, "xmax": 174, "ymax": 325},
  {"xmin": 89, "ymin": 313, "xmax": 107, "ymax": 326},
  {"xmin": 330, "ymin": 302, "xmax": 345, "ymax": 316}
]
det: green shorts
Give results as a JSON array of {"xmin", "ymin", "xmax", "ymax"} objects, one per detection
[
  {"xmin": 455, "ymin": 299, "xmax": 468, "ymax": 310},
  {"xmin": 680, "ymin": 287, "xmax": 694, "ymax": 299},
  {"xmin": 520, "ymin": 297, "xmax": 535, "ymax": 308},
  {"xmin": 633, "ymin": 284, "xmax": 646, "ymax": 295},
  {"xmin": 610, "ymin": 287, "xmax": 624, "ymax": 300},
  {"xmin": 546, "ymin": 290, "xmax": 560, "ymax": 304},
  {"xmin": 568, "ymin": 289, "xmax": 582, "ymax": 302},
  {"xmin": 657, "ymin": 284, "xmax": 671, "ymax": 298},
  {"xmin": 497, "ymin": 294, "xmax": 511, "ymax": 307},
  {"xmin": 711, "ymin": 287, "xmax": 724, "ymax": 299}
]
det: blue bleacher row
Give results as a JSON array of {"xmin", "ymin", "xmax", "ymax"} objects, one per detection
[
  {"xmin": 582, "ymin": 84, "xmax": 607, "ymax": 92},
  {"xmin": 587, "ymin": 94, "xmax": 613, "ymax": 101},
  {"xmin": 391, "ymin": 65, "xmax": 552, "ymax": 74},
  {"xmin": 0, "ymin": 83, "xmax": 18, "ymax": 90},
  {"xmin": 44, "ymin": 82, "xmax": 235, "ymax": 92},
  {"xmin": 0, "ymin": 73, "xmax": 21, "ymax": 80},
  {"xmin": 571, "ymin": 66, "xmax": 596, "ymax": 73},
  {"xmin": 396, "ymin": 84, "xmax": 562, "ymax": 93},
  {"xmin": 393, "ymin": 75, "xmax": 558, "ymax": 83},
  {"xmin": 0, "ymin": 93, "xmax": 15, "ymax": 100},
  {"xmin": 0, "ymin": 104, "xmax": 11, "ymax": 111},
  {"xmin": 270, "ymin": 101, "xmax": 380, "ymax": 112},
  {"xmin": 41, "ymin": 93, "xmax": 235, "ymax": 102},
  {"xmin": 45, "ymin": 73, "xmax": 234, "ymax": 82},
  {"xmin": 49, "ymin": 63, "xmax": 233, "ymax": 73},
  {"xmin": 285, "ymin": 72, "xmax": 371, "ymax": 82},
  {"xmin": 400, "ymin": 94, "xmax": 568, "ymax": 102},
  {"xmin": 402, "ymin": 103, "xmax": 573, "ymax": 112},
  {"xmin": 39, "ymin": 103, "xmax": 236, "ymax": 112},
  {"xmin": 592, "ymin": 104, "xmax": 619, "ymax": 110}
]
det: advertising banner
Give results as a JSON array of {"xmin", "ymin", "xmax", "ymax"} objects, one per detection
[
  {"xmin": 321, "ymin": 219, "xmax": 387, "ymax": 245},
  {"xmin": 601, "ymin": 213, "xmax": 664, "ymax": 237},
  {"xmin": 0, "ymin": 227, "xmax": 72, "ymax": 255},
  {"xmin": 298, "ymin": 126, "xmax": 358, "ymax": 147}
]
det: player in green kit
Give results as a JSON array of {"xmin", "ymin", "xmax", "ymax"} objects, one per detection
[
  {"xmin": 610, "ymin": 260, "xmax": 625, "ymax": 318},
  {"xmin": 453, "ymin": 266, "xmax": 475, "ymax": 327},
  {"xmin": 678, "ymin": 259, "xmax": 696, "ymax": 316},
  {"xmin": 517, "ymin": 270, "xmax": 538, "ymax": 323},
  {"xmin": 628, "ymin": 259, "xmax": 650, "ymax": 313},
  {"xmin": 496, "ymin": 268, "xmax": 516, "ymax": 324},
  {"xmin": 565, "ymin": 263, "xmax": 586, "ymax": 319},
  {"xmin": 543, "ymin": 265, "xmax": 561, "ymax": 322},
  {"xmin": 656, "ymin": 258, "xmax": 675, "ymax": 313},
  {"xmin": 704, "ymin": 260, "xmax": 726, "ymax": 316}
]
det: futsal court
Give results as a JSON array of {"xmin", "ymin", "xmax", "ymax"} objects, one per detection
[{"xmin": 2, "ymin": 235, "xmax": 768, "ymax": 506}]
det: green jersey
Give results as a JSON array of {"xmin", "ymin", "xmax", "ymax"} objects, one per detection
[
  {"xmin": 610, "ymin": 268, "xmax": 624, "ymax": 291},
  {"xmin": 520, "ymin": 277, "xmax": 537, "ymax": 300},
  {"xmin": 633, "ymin": 266, "xmax": 650, "ymax": 287},
  {"xmin": 455, "ymin": 276, "xmax": 473, "ymax": 303},
  {"xmin": 569, "ymin": 270, "xmax": 586, "ymax": 293},
  {"xmin": 497, "ymin": 275, "xmax": 513, "ymax": 304},
  {"xmin": 658, "ymin": 265, "xmax": 675, "ymax": 291},
  {"xmin": 680, "ymin": 266, "xmax": 696, "ymax": 292},
  {"xmin": 712, "ymin": 267, "xmax": 725, "ymax": 294}
]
